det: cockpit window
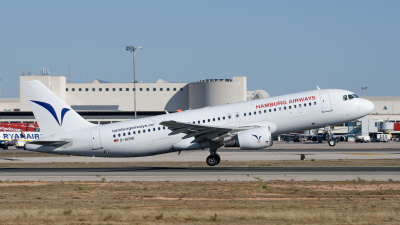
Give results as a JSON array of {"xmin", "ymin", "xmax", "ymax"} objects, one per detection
[
  {"xmin": 353, "ymin": 94, "xmax": 359, "ymax": 98},
  {"xmin": 348, "ymin": 94, "xmax": 354, "ymax": 100},
  {"xmin": 343, "ymin": 95, "xmax": 348, "ymax": 101}
]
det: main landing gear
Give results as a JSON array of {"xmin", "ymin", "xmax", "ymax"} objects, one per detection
[
  {"xmin": 206, "ymin": 141, "xmax": 223, "ymax": 166},
  {"xmin": 206, "ymin": 154, "xmax": 221, "ymax": 166}
]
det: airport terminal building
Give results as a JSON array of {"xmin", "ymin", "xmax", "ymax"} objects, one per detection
[
  {"xmin": 0, "ymin": 75, "xmax": 269, "ymax": 124},
  {"xmin": 0, "ymin": 74, "xmax": 399, "ymax": 138}
]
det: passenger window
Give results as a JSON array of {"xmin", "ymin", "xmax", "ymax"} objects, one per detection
[
  {"xmin": 218, "ymin": 117, "xmax": 220, "ymax": 121},
  {"xmin": 153, "ymin": 128, "xmax": 155, "ymax": 131},
  {"xmin": 140, "ymin": 88, "xmax": 143, "ymax": 91},
  {"xmin": 223, "ymin": 117, "xmax": 225, "ymax": 120},
  {"xmin": 123, "ymin": 133, "xmax": 125, "ymax": 136},
  {"xmin": 113, "ymin": 134, "xmax": 115, "ymax": 138},
  {"xmin": 79, "ymin": 88, "xmax": 82, "ymax": 91},
  {"xmin": 269, "ymin": 109, "xmax": 271, "ymax": 112},
  {"xmin": 119, "ymin": 88, "xmax": 122, "ymax": 91},
  {"xmin": 192, "ymin": 121, "xmax": 195, "ymax": 124},
  {"xmin": 208, "ymin": 119, "xmax": 210, "ymax": 122},
  {"xmin": 348, "ymin": 94, "xmax": 354, "ymax": 100},
  {"xmin": 128, "ymin": 132, "xmax": 130, "ymax": 135},
  {"xmin": 279, "ymin": 107, "xmax": 281, "ymax": 111},
  {"xmin": 309, "ymin": 102, "xmax": 311, "ymax": 106},
  {"xmin": 228, "ymin": 115, "xmax": 231, "ymax": 119},
  {"xmin": 163, "ymin": 127, "xmax": 165, "ymax": 130},
  {"xmin": 158, "ymin": 127, "xmax": 161, "ymax": 130},
  {"xmin": 72, "ymin": 88, "xmax": 75, "ymax": 91},
  {"xmin": 213, "ymin": 118, "xmax": 215, "ymax": 121},
  {"xmin": 274, "ymin": 108, "xmax": 276, "ymax": 112},
  {"xmin": 244, "ymin": 113, "xmax": 247, "ymax": 116},
  {"xmin": 160, "ymin": 88, "xmax": 163, "ymax": 91},
  {"xmin": 118, "ymin": 134, "xmax": 121, "ymax": 137},
  {"xmin": 148, "ymin": 129, "xmax": 150, "ymax": 132},
  {"xmin": 133, "ymin": 131, "xmax": 136, "ymax": 134},
  {"xmin": 146, "ymin": 88, "xmax": 149, "ymax": 91},
  {"xmin": 264, "ymin": 110, "xmax": 267, "ymax": 113},
  {"xmin": 249, "ymin": 112, "xmax": 251, "ymax": 116},
  {"xmin": 198, "ymin": 121, "xmax": 200, "ymax": 124},
  {"xmin": 284, "ymin": 107, "xmax": 286, "ymax": 110},
  {"xmin": 113, "ymin": 88, "xmax": 115, "ymax": 91},
  {"xmin": 167, "ymin": 88, "xmax": 170, "ymax": 91},
  {"xmin": 138, "ymin": 130, "xmax": 141, "ymax": 134},
  {"xmin": 203, "ymin": 120, "xmax": 205, "ymax": 123},
  {"xmin": 126, "ymin": 88, "xmax": 129, "ymax": 91},
  {"xmin": 314, "ymin": 102, "xmax": 317, "ymax": 105},
  {"xmin": 294, "ymin": 105, "xmax": 297, "ymax": 108},
  {"xmin": 299, "ymin": 104, "xmax": 302, "ymax": 107},
  {"xmin": 143, "ymin": 130, "xmax": 145, "ymax": 133},
  {"xmin": 173, "ymin": 88, "xmax": 177, "ymax": 91},
  {"xmin": 85, "ymin": 88, "xmax": 89, "ymax": 91},
  {"xmin": 259, "ymin": 111, "xmax": 261, "ymax": 114},
  {"xmin": 106, "ymin": 88, "xmax": 109, "ymax": 91},
  {"xmin": 289, "ymin": 106, "xmax": 291, "ymax": 109},
  {"xmin": 92, "ymin": 88, "xmax": 95, "ymax": 91},
  {"xmin": 236, "ymin": 114, "xmax": 239, "ymax": 118},
  {"xmin": 153, "ymin": 88, "xmax": 156, "ymax": 91},
  {"xmin": 99, "ymin": 88, "xmax": 102, "ymax": 91},
  {"xmin": 254, "ymin": 111, "xmax": 256, "ymax": 115},
  {"xmin": 343, "ymin": 95, "xmax": 348, "ymax": 101},
  {"xmin": 304, "ymin": 103, "xmax": 306, "ymax": 107}
]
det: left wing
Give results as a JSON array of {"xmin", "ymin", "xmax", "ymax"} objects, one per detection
[{"xmin": 160, "ymin": 120, "xmax": 258, "ymax": 143}]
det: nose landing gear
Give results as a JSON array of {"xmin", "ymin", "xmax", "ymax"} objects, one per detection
[{"xmin": 328, "ymin": 139, "xmax": 336, "ymax": 147}]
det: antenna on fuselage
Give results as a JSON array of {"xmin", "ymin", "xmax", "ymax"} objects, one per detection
[{"xmin": 316, "ymin": 86, "xmax": 320, "ymax": 90}]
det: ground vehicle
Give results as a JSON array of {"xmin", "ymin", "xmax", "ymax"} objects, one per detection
[
  {"xmin": 355, "ymin": 136, "xmax": 370, "ymax": 143},
  {"xmin": 371, "ymin": 138, "xmax": 380, "ymax": 142}
]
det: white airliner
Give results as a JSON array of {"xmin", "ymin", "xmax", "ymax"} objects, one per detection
[
  {"xmin": 23, "ymin": 81, "xmax": 374, "ymax": 166},
  {"xmin": 0, "ymin": 129, "xmax": 42, "ymax": 149}
]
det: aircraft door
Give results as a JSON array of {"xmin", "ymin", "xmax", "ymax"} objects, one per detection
[
  {"xmin": 91, "ymin": 130, "xmax": 103, "ymax": 150},
  {"xmin": 319, "ymin": 93, "xmax": 333, "ymax": 112},
  {"xmin": 235, "ymin": 112, "xmax": 241, "ymax": 122},
  {"xmin": 227, "ymin": 113, "xmax": 233, "ymax": 123}
]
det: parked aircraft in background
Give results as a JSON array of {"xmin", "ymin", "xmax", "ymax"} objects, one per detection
[
  {"xmin": 0, "ymin": 129, "xmax": 42, "ymax": 149},
  {"xmin": 23, "ymin": 80, "xmax": 373, "ymax": 166}
]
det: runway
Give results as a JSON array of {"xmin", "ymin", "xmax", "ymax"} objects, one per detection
[{"xmin": 1, "ymin": 166, "xmax": 399, "ymax": 182}]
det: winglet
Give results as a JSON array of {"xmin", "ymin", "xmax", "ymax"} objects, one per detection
[{"xmin": 316, "ymin": 86, "xmax": 320, "ymax": 90}]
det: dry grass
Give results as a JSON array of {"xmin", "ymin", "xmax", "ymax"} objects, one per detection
[
  {"xmin": 0, "ymin": 180, "xmax": 399, "ymax": 224},
  {"xmin": 1, "ymin": 158, "xmax": 400, "ymax": 168}
]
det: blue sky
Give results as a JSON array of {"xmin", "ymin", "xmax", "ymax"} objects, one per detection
[{"xmin": 0, "ymin": 0, "xmax": 399, "ymax": 98}]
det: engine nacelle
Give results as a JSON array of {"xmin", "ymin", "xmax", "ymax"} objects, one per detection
[{"xmin": 227, "ymin": 126, "xmax": 273, "ymax": 150}]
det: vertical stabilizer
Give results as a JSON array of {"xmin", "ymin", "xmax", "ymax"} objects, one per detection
[{"xmin": 21, "ymin": 80, "xmax": 96, "ymax": 137}]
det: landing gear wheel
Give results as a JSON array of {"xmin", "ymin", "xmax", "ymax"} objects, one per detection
[
  {"xmin": 215, "ymin": 154, "xmax": 221, "ymax": 164},
  {"xmin": 206, "ymin": 155, "xmax": 219, "ymax": 166},
  {"xmin": 328, "ymin": 139, "xmax": 336, "ymax": 147}
]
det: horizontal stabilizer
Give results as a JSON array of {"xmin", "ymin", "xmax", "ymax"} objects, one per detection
[{"xmin": 28, "ymin": 140, "xmax": 69, "ymax": 146}]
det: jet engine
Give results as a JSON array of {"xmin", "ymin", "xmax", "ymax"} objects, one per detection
[{"xmin": 225, "ymin": 126, "xmax": 273, "ymax": 150}]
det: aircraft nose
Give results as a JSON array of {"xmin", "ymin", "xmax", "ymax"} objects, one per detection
[{"xmin": 364, "ymin": 99, "xmax": 374, "ymax": 114}]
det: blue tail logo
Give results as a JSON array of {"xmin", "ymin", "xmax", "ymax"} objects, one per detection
[
  {"xmin": 31, "ymin": 100, "xmax": 71, "ymax": 126},
  {"xmin": 252, "ymin": 134, "xmax": 262, "ymax": 144}
]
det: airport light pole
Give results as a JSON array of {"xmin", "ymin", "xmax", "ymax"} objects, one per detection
[
  {"xmin": 126, "ymin": 45, "xmax": 142, "ymax": 119},
  {"xmin": 361, "ymin": 87, "xmax": 367, "ymax": 97}
]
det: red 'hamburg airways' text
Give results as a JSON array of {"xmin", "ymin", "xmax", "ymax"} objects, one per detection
[{"xmin": 256, "ymin": 96, "xmax": 316, "ymax": 109}]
